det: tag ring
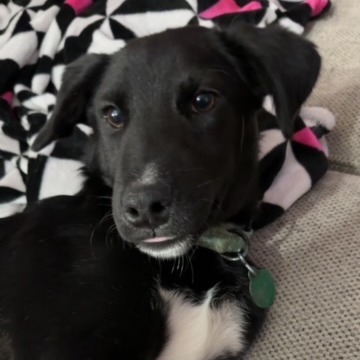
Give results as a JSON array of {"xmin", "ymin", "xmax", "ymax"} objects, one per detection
[{"xmin": 238, "ymin": 253, "xmax": 257, "ymax": 276}]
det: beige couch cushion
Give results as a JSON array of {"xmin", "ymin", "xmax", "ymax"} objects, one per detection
[
  {"xmin": 245, "ymin": 171, "xmax": 360, "ymax": 359},
  {"xmin": 307, "ymin": 0, "xmax": 360, "ymax": 174}
]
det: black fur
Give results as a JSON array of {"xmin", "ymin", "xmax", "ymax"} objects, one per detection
[
  {"xmin": 0, "ymin": 175, "xmax": 264, "ymax": 360},
  {"xmin": 0, "ymin": 23, "xmax": 320, "ymax": 359}
]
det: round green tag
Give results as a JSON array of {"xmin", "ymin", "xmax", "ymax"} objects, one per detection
[{"xmin": 249, "ymin": 269, "xmax": 276, "ymax": 309}]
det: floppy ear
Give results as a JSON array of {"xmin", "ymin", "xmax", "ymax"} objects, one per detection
[
  {"xmin": 219, "ymin": 24, "xmax": 321, "ymax": 137},
  {"xmin": 32, "ymin": 54, "xmax": 110, "ymax": 151}
]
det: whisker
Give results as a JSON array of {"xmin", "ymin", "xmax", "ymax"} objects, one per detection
[
  {"xmin": 169, "ymin": 166, "xmax": 205, "ymax": 174},
  {"xmin": 105, "ymin": 224, "xmax": 117, "ymax": 249},
  {"xmin": 89, "ymin": 210, "xmax": 113, "ymax": 258},
  {"xmin": 176, "ymin": 256, "xmax": 181, "ymax": 272},
  {"xmin": 206, "ymin": 68, "xmax": 230, "ymax": 77},
  {"xmin": 198, "ymin": 197, "xmax": 213, "ymax": 204},
  {"xmin": 187, "ymin": 248, "xmax": 196, "ymax": 284},
  {"xmin": 240, "ymin": 115, "xmax": 245, "ymax": 155},
  {"xmin": 96, "ymin": 196, "xmax": 112, "ymax": 200},
  {"xmin": 195, "ymin": 177, "xmax": 221, "ymax": 189},
  {"xmin": 178, "ymin": 255, "xmax": 182, "ymax": 275}
]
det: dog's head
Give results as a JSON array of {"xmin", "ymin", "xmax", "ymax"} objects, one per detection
[{"xmin": 33, "ymin": 24, "xmax": 320, "ymax": 258}]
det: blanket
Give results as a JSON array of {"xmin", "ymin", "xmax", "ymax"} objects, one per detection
[{"xmin": 0, "ymin": 0, "xmax": 334, "ymax": 228}]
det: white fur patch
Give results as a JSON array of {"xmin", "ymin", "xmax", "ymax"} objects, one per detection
[
  {"xmin": 157, "ymin": 287, "xmax": 245, "ymax": 360},
  {"xmin": 139, "ymin": 163, "xmax": 159, "ymax": 185}
]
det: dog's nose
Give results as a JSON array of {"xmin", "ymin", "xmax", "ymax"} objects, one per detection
[{"xmin": 122, "ymin": 185, "xmax": 171, "ymax": 228}]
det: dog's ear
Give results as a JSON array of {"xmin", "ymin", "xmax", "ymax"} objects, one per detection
[
  {"xmin": 32, "ymin": 54, "xmax": 110, "ymax": 151},
  {"xmin": 219, "ymin": 24, "xmax": 321, "ymax": 137}
]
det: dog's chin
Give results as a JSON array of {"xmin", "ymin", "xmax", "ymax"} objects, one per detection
[{"xmin": 136, "ymin": 236, "xmax": 193, "ymax": 259}]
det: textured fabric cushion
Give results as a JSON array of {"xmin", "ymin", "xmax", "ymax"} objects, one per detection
[
  {"xmin": 307, "ymin": 0, "xmax": 360, "ymax": 174},
  {"xmin": 245, "ymin": 171, "xmax": 360, "ymax": 359}
]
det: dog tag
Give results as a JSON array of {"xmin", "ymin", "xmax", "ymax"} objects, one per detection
[
  {"xmin": 198, "ymin": 224, "xmax": 247, "ymax": 254},
  {"xmin": 249, "ymin": 269, "xmax": 276, "ymax": 309}
]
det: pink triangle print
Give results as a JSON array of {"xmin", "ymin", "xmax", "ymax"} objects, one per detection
[
  {"xmin": 199, "ymin": 0, "xmax": 263, "ymax": 20},
  {"xmin": 65, "ymin": 0, "xmax": 93, "ymax": 15},
  {"xmin": 292, "ymin": 128, "xmax": 324, "ymax": 152},
  {"xmin": 305, "ymin": 0, "xmax": 330, "ymax": 18},
  {"xmin": 1, "ymin": 91, "xmax": 14, "ymax": 106}
]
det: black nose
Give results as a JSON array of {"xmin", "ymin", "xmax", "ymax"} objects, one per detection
[{"xmin": 122, "ymin": 184, "xmax": 171, "ymax": 229}]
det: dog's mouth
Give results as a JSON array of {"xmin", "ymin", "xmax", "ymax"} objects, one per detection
[
  {"xmin": 135, "ymin": 198, "xmax": 225, "ymax": 259},
  {"xmin": 136, "ymin": 235, "xmax": 193, "ymax": 259},
  {"xmin": 131, "ymin": 197, "xmax": 226, "ymax": 259}
]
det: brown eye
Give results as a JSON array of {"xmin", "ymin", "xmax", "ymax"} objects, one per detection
[
  {"xmin": 104, "ymin": 106, "xmax": 124, "ymax": 128},
  {"xmin": 192, "ymin": 92, "xmax": 216, "ymax": 113}
]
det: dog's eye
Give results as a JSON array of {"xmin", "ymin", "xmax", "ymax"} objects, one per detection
[
  {"xmin": 104, "ymin": 106, "xmax": 124, "ymax": 128},
  {"xmin": 192, "ymin": 92, "xmax": 216, "ymax": 113}
]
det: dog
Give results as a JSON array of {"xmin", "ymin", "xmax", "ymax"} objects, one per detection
[{"xmin": 0, "ymin": 23, "xmax": 320, "ymax": 360}]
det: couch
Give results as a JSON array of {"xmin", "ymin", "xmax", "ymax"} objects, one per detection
[{"xmin": 245, "ymin": 1, "xmax": 360, "ymax": 358}]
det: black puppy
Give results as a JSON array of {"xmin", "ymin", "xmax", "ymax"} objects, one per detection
[{"xmin": 0, "ymin": 24, "xmax": 320, "ymax": 360}]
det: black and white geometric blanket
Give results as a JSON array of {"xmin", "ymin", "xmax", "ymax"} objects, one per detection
[{"xmin": 0, "ymin": 0, "xmax": 334, "ymax": 228}]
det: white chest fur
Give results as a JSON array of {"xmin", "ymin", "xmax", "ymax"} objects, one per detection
[{"xmin": 157, "ymin": 287, "xmax": 246, "ymax": 360}]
